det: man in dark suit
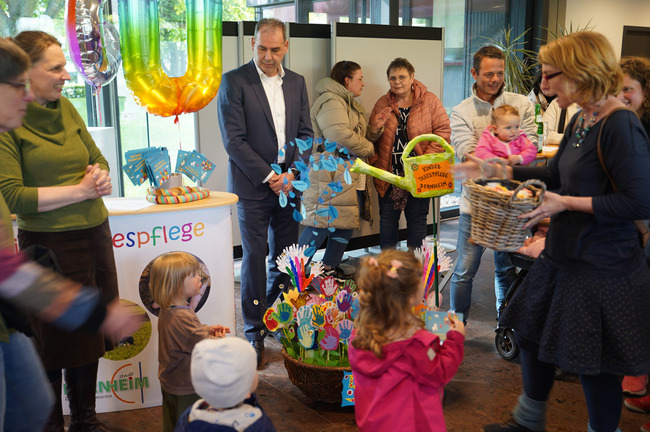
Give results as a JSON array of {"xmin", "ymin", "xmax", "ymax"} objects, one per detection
[{"xmin": 217, "ymin": 18, "xmax": 313, "ymax": 367}]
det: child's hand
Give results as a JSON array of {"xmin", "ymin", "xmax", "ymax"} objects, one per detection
[
  {"xmin": 209, "ymin": 325, "xmax": 231, "ymax": 338},
  {"xmin": 506, "ymin": 155, "xmax": 524, "ymax": 166},
  {"xmin": 446, "ymin": 313, "xmax": 466, "ymax": 338}
]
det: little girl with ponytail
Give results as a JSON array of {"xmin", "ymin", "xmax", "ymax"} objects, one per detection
[{"xmin": 349, "ymin": 249, "xmax": 465, "ymax": 431}]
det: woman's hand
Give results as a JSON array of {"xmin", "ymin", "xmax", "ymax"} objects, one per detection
[
  {"xmin": 519, "ymin": 191, "xmax": 566, "ymax": 229},
  {"xmin": 78, "ymin": 165, "xmax": 102, "ymax": 200},
  {"xmin": 453, "ymin": 154, "xmax": 482, "ymax": 180},
  {"xmin": 369, "ymin": 107, "xmax": 391, "ymax": 134},
  {"xmin": 37, "ymin": 164, "xmax": 112, "ymax": 212},
  {"xmin": 102, "ymin": 300, "xmax": 145, "ymax": 344},
  {"xmin": 90, "ymin": 163, "xmax": 112, "ymax": 197},
  {"xmin": 455, "ymin": 154, "xmax": 513, "ymax": 180}
]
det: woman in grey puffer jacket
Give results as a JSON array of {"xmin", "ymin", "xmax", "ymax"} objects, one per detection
[{"xmin": 298, "ymin": 61, "xmax": 390, "ymax": 278}]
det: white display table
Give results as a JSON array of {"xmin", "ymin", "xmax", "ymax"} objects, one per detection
[{"xmin": 99, "ymin": 193, "xmax": 238, "ymax": 412}]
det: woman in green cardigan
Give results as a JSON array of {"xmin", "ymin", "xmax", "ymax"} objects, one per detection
[{"xmin": 0, "ymin": 31, "xmax": 117, "ymax": 432}]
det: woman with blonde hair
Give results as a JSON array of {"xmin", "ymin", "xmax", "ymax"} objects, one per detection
[{"xmin": 457, "ymin": 31, "xmax": 650, "ymax": 432}]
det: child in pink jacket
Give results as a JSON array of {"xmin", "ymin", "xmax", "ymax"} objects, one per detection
[
  {"xmin": 349, "ymin": 250, "xmax": 465, "ymax": 432},
  {"xmin": 475, "ymin": 104, "xmax": 538, "ymax": 166}
]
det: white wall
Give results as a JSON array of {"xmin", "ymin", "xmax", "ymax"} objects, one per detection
[{"xmin": 563, "ymin": 0, "xmax": 650, "ymax": 57}]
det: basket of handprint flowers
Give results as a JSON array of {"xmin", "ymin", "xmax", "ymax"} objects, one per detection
[
  {"xmin": 263, "ymin": 245, "xmax": 357, "ymax": 404},
  {"xmin": 465, "ymin": 159, "xmax": 546, "ymax": 252}
]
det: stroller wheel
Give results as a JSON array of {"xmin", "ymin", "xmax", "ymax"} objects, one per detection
[
  {"xmin": 495, "ymin": 328, "xmax": 520, "ymax": 361},
  {"xmin": 554, "ymin": 366, "xmax": 567, "ymax": 379}
]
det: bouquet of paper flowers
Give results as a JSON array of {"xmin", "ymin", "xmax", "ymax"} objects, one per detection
[{"xmin": 263, "ymin": 245, "xmax": 358, "ymax": 368}]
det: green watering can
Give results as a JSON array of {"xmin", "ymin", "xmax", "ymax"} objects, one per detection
[{"xmin": 351, "ymin": 134, "xmax": 455, "ymax": 198}]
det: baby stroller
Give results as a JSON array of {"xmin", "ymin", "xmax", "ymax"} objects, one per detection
[{"xmin": 494, "ymin": 252, "xmax": 567, "ymax": 379}]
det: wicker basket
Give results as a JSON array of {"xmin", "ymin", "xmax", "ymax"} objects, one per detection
[
  {"xmin": 465, "ymin": 168, "xmax": 546, "ymax": 251},
  {"xmin": 281, "ymin": 348, "xmax": 351, "ymax": 404}
]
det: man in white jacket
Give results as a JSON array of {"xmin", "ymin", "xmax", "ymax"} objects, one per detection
[{"xmin": 448, "ymin": 45, "xmax": 537, "ymax": 323}]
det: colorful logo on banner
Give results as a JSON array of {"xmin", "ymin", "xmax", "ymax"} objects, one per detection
[
  {"xmin": 117, "ymin": 0, "xmax": 223, "ymax": 118},
  {"xmin": 112, "ymin": 221, "xmax": 205, "ymax": 248},
  {"xmin": 64, "ymin": 363, "xmax": 151, "ymax": 405}
]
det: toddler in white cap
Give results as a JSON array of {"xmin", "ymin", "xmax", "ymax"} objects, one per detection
[{"xmin": 174, "ymin": 337, "xmax": 276, "ymax": 431}]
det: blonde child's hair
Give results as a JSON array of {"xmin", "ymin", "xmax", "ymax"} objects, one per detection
[
  {"xmin": 352, "ymin": 249, "xmax": 423, "ymax": 358},
  {"xmin": 491, "ymin": 104, "xmax": 520, "ymax": 126},
  {"xmin": 150, "ymin": 252, "xmax": 201, "ymax": 310}
]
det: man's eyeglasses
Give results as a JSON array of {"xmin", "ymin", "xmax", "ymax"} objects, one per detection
[
  {"xmin": 0, "ymin": 80, "xmax": 31, "ymax": 94},
  {"xmin": 388, "ymin": 75, "xmax": 410, "ymax": 83},
  {"xmin": 541, "ymin": 71, "xmax": 562, "ymax": 82}
]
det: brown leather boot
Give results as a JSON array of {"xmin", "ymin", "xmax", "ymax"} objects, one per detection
[
  {"xmin": 65, "ymin": 361, "xmax": 110, "ymax": 432},
  {"xmin": 42, "ymin": 377, "xmax": 64, "ymax": 432}
]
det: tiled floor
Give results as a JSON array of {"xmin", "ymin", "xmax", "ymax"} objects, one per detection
[{"xmin": 88, "ymin": 218, "xmax": 650, "ymax": 432}]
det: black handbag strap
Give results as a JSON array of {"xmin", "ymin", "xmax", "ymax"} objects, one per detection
[
  {"xmin": 595, "ymin": 107, "xmax": 630, "ymax": 192},
  {"xmin": 558, "ymin": 108, "xmax": 567, "ymax": 133}
]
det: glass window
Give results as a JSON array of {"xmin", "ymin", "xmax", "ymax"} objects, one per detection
[
  {"xmin": 311, "ymin": 0, "xmax": 348, "ymax": 23},
  {"xmin": 263, "ymin": 4, "xmax": 296, "ymax": 21}
]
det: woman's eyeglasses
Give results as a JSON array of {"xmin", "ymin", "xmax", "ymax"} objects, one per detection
[
  {"xmin": 541, "ymin": 71, "xmax": 562, "ymax": 82},
  {"xmin": 388, "ymin": 75, "xmax": 410, "ymax": 83},
  {"xmin": 0, "ymin": 80, "xmax": 31, "ymax": 94}
]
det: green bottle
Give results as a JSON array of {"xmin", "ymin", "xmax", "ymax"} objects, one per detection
[{"xmin": 534, "ymin": 103, "xmax": 544, "ymax": 152}]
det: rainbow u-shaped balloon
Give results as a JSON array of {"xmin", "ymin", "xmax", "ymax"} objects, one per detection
[{"xmin": 117, "ymin": 0, "xmax": 222, "ymax": 118}]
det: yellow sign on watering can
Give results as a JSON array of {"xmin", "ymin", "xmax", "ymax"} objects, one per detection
[{"xmin": 351, "ymin": 134, "xmax": 455, "ymax": 198}]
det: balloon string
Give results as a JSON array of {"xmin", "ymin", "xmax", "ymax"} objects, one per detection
[
  {"xmin": 95, "ymin": 92, "xmax": 103, "ymax": 126},
  {"xmin": 177, "ymin": 117, "xmax": 182, "ymax": 150}
]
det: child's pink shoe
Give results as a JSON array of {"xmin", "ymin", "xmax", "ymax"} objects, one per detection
[{"xmin": 623, "ymin": 375, "xmax": 648, "ymax": 396}]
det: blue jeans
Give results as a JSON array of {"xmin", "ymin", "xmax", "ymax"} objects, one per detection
[
  {"xmin": 298, "ymin": 227, "xmax": 353, "ymax": 268},
  {"xmin": 449, "ymin": 213, "xmax": 516, "ymax": 322},
  {"xmin": 378, "ymin": 188, "xmax": 430, "ymax": 249},
  {"xmin": 0, "ymin": 332, "xmax": 54, "ymax": 432}
]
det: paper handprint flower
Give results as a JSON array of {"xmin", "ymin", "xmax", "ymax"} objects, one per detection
[
  {"xmin": 263, "ymin": 308, "xmax": 280, "ymax": 332},
  {"xmin": 319, "ymin": 324, "xmax": 340, "ymax": 351}
]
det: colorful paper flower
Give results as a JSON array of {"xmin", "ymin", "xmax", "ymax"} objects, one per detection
[
  {"xmin": 336, "ymin": 319, "xmax": 354, "ymax": 343},
  {"xmin": 296, "ymin": 305, "xmax": 314, "ymax": 327},
  {"xmin": 263, "ymin": 308, "xmax": 280, "ymax": 332},
  {"xmin": 319, "ymin": 276, "xmax": 338, "ymax": 297},
  {"xmin": 272, "ymin": 302, "xmax": 294, "ymax": 325},
  {"xmin": 311, "ymin": 304, "xmax": 326, "ymax": 328},
  {"xmin": 298, "ymin": 322, "xmax": 315, "ymax": 349},
  {"xmin": 319, "ymin": 324, "xmax": 340, "ymax": 351},
  {"xmin": 336, "ymin": 290, "xmax": 353, "ymax": 312}
]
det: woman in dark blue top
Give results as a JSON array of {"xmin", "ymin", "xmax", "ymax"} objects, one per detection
[{"xmin": 460, "ymin": 32, "xmax": 650, "ymax": 432}]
